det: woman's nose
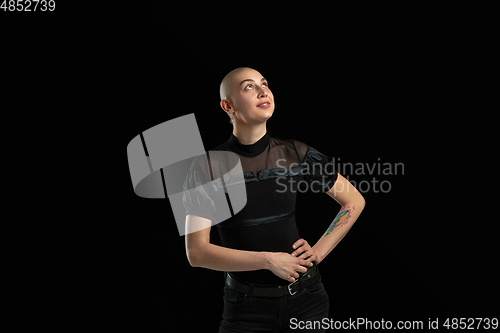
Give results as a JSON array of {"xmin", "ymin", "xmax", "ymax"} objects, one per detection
[{"xmin": 257, "ymin": 87, "xmax": 268, "ymax": 98}]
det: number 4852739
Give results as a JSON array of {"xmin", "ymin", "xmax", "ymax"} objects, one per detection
[{"xmin": 1, "ymin": 0, "xmax": 56, "ymax": 11}]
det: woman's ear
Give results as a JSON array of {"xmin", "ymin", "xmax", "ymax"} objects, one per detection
[{"xmin": 220, "ymin": 99, "xmax": 233, "ymax": 113}]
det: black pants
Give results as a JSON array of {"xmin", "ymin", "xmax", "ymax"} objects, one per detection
[{"xmin": 219, "ymin": 279, "xmax": 329, "ymax": 332}]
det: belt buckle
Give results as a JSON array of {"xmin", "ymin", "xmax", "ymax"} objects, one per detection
[{"xmin": 287, "ymin": 280, "xmax": 299, "ymax": 296}]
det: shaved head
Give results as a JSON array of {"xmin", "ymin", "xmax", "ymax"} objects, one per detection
[
  {"xmin": 219, "ymin": 67, "xmax": 259, "ymax": 100},
  {"xmin": 219, "ymin": 67, "xmax": 274, "ymax": 126}
]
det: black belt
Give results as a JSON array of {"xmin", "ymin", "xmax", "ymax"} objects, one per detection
[{"xmin": 225, "ymin": 262, "xmax": 321, "ymax": 297}]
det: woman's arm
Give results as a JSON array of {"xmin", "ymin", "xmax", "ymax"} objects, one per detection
[
  {"xmin": 185, "ymin": 215, "xmax": 312, "ymax": 282},
  {"xmin": 291, "ymin": 173, "xmax": 365, "ymax": 264}
]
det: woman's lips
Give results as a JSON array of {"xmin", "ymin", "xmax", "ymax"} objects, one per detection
[{"xmin": 257, "ymin": 102, "xmax": 271, "ymax": 108}]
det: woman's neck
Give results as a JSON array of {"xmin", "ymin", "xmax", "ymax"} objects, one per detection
[{"xmin": 232, "ymin": 122, "xmax": 267, "ymax": 145}]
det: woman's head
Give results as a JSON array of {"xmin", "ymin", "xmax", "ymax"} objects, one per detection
[{"xmin": 220, "ymin": 67, "xmax": 274, "ymax": 126}]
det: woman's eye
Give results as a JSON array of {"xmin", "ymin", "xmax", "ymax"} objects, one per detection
[
  {"xmin": 244, "ymin": 84, "xmax": 253, "ymax": 90},
  {"xmin": 262, "ymin": 82, "xmax": 268, "ymax": 87}
]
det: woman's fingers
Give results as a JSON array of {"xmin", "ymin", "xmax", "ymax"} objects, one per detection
[
  {"xmin": 292, "ymin": 239, "xmax": 318, "ymax": 263},
  {"xmin": 292, "ymin": 238, "xmax": 306, "ymax": 251},
  {"xmin": 270, "ymin": 251, "xmax": 315, "ymax": 283},
  {"xmin": 296, "ymin": 264, "xmax": 308, "ymax": 273},
  {"xmin": 298, "ymin": 259, "xmax": 312, "ymax": 269},
  {"xmin": 291, "ymin": 239, "xmax": 310, "ymax": 257}
]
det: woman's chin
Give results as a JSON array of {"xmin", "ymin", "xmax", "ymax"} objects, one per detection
[{"xmin": 257, "ymin": 108, "xmax": 274, "ymax": 121}]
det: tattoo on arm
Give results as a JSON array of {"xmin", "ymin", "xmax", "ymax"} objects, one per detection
[{"xmin": 322, "ymin": 205, "xmax": 355, "ymax": 237}]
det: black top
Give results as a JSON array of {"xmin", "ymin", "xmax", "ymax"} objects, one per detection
[{"xmin": 183, "ymin": 132, "xmax": 337, "ymax": 285}]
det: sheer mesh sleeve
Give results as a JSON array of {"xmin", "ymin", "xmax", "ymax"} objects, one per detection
[
  {"xmin": 293, "ymin": 140, "xmax": 338, "ymax": 192},
  {"xmin": 182, "ymin": 155, "xmax": 218, "ymax": 222}
]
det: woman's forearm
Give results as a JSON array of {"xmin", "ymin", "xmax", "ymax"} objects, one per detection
[
  {"xmin": 188, "ymin": 241, "xmax": 312, "ymax": 283},
  {"xmin": 188, "ymin": 241, "xmax": 272, "ymax": 272},
  {"xmin": 313, "ymin": 199, "xmax": 365, "ymax": 264},
  {"xmin": 186, "ymin": 215, "xmax": 272, "ymax": 272}
]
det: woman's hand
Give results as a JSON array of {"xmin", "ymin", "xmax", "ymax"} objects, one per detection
[
  {"xmin": 291, "ymin": 238, "xmax": 319, "ymax": 263},
  {"xmin": 266, "ymin": 252, "xmax": 312, "ymax": 283}
]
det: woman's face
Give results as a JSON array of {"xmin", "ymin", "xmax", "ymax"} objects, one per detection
[{"xmin": 225, "ymin": 69, "xmax": 275, "ymax": 125}]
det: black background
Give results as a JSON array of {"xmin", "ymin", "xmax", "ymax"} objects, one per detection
[{"xmin": 126, "ymin": 5, "xmax": 498, "ymax": 332}]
